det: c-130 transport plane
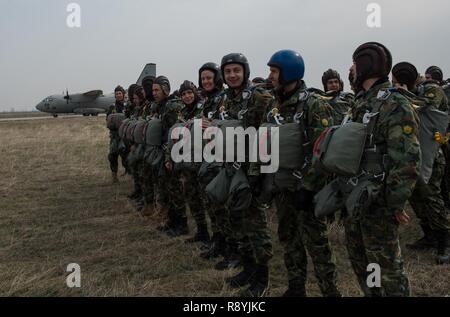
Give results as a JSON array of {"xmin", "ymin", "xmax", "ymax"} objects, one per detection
[{"xmin": 35, "ymin": 64, "xmax": 156, "ymax": 117}]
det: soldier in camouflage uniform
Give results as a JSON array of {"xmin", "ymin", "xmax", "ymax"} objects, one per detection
[
  {"xmin": 107, "ymin": 85, "xmax": 129, "ymax": 183},
  {"xmin": 345, "ymin": 43, "xmax": 421, "ymax": 296},
  {"xmin": 196, "ymin": 63, "xmax": 236, "ymax": 262},
  {"xmin": 322, "ymin": 69, "xmax": 354, "ymax": 125},
  {"xmin": 149, "ymin": 76, "xmax": 189, "ymax": 236},
  {"xmin": 128, "ymin": 86, "xmax": 151, "ymax": 212},
  {"xmin": 175, "ymin": 80, "xmax": 211, "ymax": 244},
  {"xmin": 392, "ymin": 63, "xmax": 450, "ymax": 264},
  {"xmin": 266, "ymin": 50, "xmax": 340, "ymax": 297},
  {"xmin": 424, "ymin": 67, "xmax": 450, "ymax": 212},
  {"xmin": 215, "ymin": 53, "xmax": 273, "ymax": 297}
]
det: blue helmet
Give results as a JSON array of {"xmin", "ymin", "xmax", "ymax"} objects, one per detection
[{"xmin": 267, "ymin": 50, "xmax": 305, "ymax": 84}]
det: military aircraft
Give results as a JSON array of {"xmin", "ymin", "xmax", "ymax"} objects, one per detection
[{"xmin": 35, "ymin": 64, "xmax": 156, "ymax": 117}]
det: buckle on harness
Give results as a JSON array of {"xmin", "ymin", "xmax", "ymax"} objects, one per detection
[
  {"xmin": 348, "ymin": 177, "xmax": 359, "ymax": 187},
  {"xmin": 373, "ymin": 172, "xmax": 386, "ymax": 182},
  {"xmin": 233, "ymin": 162, "xmax": 242, "ymax": 170},
  {"xmin": 292, "ymin": 170, "xmax": 303, "ymax": 180}
]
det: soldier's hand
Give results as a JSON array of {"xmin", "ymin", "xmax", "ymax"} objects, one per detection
[
  {"xmin": 165, "ymin": 160, "xmax": 173, "ymax": 172},
  {"xmin": 395, "ymin": 210, "xmax": 411, "ymax": 225},
  {"xmin": 201, "ymin": 118, "xmax": 211, "ymax": 130}
]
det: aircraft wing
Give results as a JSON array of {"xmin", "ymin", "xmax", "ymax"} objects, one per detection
[{"xmin": 83, "ymin": 90, "xmax": 104, "ymax": 98}]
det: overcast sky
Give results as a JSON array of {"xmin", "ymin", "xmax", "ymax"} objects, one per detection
[{"xmin": 1, "ymin": 0, "xmax": 449, "ymax": 111}]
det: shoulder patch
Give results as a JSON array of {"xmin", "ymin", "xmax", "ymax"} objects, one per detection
[{"xmin": 403, "ymin": 125, "xmax": 413, "ymax": 135}]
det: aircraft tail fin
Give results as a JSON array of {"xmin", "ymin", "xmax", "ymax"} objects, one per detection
[{"xmin": 136, "ymin": 63, "xmax": 157, "ymax": 86}]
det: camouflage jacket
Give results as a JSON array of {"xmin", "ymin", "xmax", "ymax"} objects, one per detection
[
  {"xmin": 150, "ymin": 98, "xmax": 184, "ymax": 144},
  {"xmin": 416, "ymin": 80, "xmax": 449, "ymax": 112},
  {"xmin": 178, "ymin": 99, "xmax": 204, "ymax": 121},
  {"xmin": 352, "ymin": 80, "xmax": 421, "ymax": 214},
  {"xmin": 265, "ymin": 81, "xmax": 334, "ymax": 192},
  {"xmin": 124, "ymin": 102, "xmax": 135, "ymax": 119},
  {"xmin": 326, "ymin": 91, "xmax": 354, "ymax": 125},
  {"xmin": 107, "ymin": 101, "xmax": 125, "ymax": 116},
  {"xmin": 220, "ymin": 82, "xmax": 273, "ymax": 129},
  {"xmin": 202, "ymin": 89, "xmax": 226, "ymax": 119}
]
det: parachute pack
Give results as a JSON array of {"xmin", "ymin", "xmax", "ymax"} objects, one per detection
[{"xmin": 107, "ymin": 113, "xmax": 126, "ymax": 131}]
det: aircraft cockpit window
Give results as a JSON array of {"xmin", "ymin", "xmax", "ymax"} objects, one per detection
[{"xmin": 48, "ymin": 98, "xmax": 54, "ymax": 102}]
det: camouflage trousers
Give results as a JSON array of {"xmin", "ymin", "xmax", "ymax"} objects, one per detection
[
  {"xmin": 108, "ymin": 135, "xmax": 128, "ymax": 174},
  {"xmin": 156, "ymin": 170, "xmax": 187, "ymax": 219},
  {"xmin": 275, "ymin": 191, "xmax": 338, "ymax": 296},
  {"xmin": 141, "ymin": 163, "xmax": 155, "ymax": 206},
  {"xmin": 181, "ymin": 170, "xmax": 208, "ymax": 227},
  {"xmin": 410, "ymin": 151, "xmax": 450, "ymax": 232},
  {"xmin": 344, "ymin": 202, "xmax": 410, "ymax": 297},
  {"xmin": 229, "ymin": 197, "xmax": 273, "ymax": 265}
]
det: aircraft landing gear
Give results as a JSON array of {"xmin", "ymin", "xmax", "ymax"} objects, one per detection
[{"xmin": 53, "ymin": 114, "xmax": 58, "ymax": 118}]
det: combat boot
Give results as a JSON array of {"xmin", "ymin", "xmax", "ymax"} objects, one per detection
[
  {"xmin": 406, "ymin": 225, "xmax": 437, "ymax": 250},
  {"xmin": 157, "ymin": 208, "xmax": 177, "ymax": 233},
  {"xmin": 241, "ymin": 264, "xmax": 269, "ymax": 297},
  {"xmin": 436, "ymin": 230, "xmax": 450, "ymax": 265},
  {"xmin": 166, "ymin": 214, "xmax": 189, "ymax": 237},
  {"xmin": 282, "ymin": 279, "xmax": 306, "ymax": 297},
  {"xmin": 200, "ymin": 233, "xmax": 225, "ymax": 260},
  {"xmin": 127, "ymin": 189, "xmax": 142, "ymax": 200},
  {"xmin": 225, "ymin": 256, "xmax": 256, "ymax": 288},
  {"xmin": 111, "ymin": 172, "xmax": 119, "ymax": 184},
  {"xmin": 185, "ymin": 223, "xmax": 211, "ymax": 244},
  {"xmin": 214, "ymin": 244, "xmax": 241, "ymax": 270}
]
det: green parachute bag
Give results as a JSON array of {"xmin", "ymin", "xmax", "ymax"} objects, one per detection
[
  {"xmin": 118, "ymin": 118, "xmax": 130, "ymax": 140},
  {"xmin": 107, "ymin": 113, "xmax": 126, "ymax": 131},
  {"xmin": 133, "ymin": 120, "xmax": 147, "ymax": 145},
  {"xmin": 145, "ymin": 119, "xmax": 163, "ymax": 146},
  {"xmin": 205, "ymin": 167, "xmax": 234, "ymax": 204},
  {"xmin": 314, "ymin": 178, "xmax": 345, "ymax": 218},
  {"xmin": 312, "ymin": 122, "xmax": 367, "ymax": 177},
  {"xmin": 227, "ymin": 167, "xmax": 252, "ymax": 212},
  {"xmin": 125, "ymin": 120, "xmax": 137, "ymax": 143},
  {"xmin": 198, "ymin": 161, "xmax": 223, "ymax": 189},
  {"xmin": 417, "ymin": 105, "xmax": 449, "ymax": 183},
  {"xmin": 258, "ymin": 123, "xmax": 304, "ymax": 170}
]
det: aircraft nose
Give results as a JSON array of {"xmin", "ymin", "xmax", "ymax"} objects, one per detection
[{"xmin": 36, "ymin": 103, "xmax": 43, "ymax": 111}]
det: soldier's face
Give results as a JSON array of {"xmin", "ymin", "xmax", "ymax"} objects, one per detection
[
  {"xmin": 133, "ymin": 94, "xmax": 141, "ymax": 106},
  {"xmin": 268, "ymin": 67, "xmax": 281, "ymax": 88},
  {"xmin": 224, "ymin": 64, "xmax": 245, "ymax": 88},
  {"xmin": 115, "ymin": 91, "xmax": 124, "ymax": 102},
  {"xmin": 181, "ymin": 90, "xmax": 195, "ymax": 105},
  {"xmin": 153, "ymin": 84, "xmax": 165, "ymax": 102},
  {"xmin": 326, "ymin": 79, "xmax": 341, "ymax": 92},
  {"xmin": 425, "ymin": 73, "xmax": 432, "ymax": 81},
  {"xmin": 201, "ymin": 70, "xmax": 215, "ymax": 92}
]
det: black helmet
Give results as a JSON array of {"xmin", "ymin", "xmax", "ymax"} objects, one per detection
[
  {"xmin": 392, "ymin": 62, "xmax": 418, "ymax": 91},
  {"xmin": 127, "ymin": 84, "xmax": 139, "ymax": 101},
  {"xmin": 221, "ymin": 53, "xmax": 250, "ymax": 84},
  {"xmin": 425, "ymin": 66, "xmax": 443, "ymax": 82},
  {"xmin": 353, "ymin": 42, "xmax": 392, "ymax": 88},
  {"xmin": 114, "ymin": 85, "xmax": 126, "ymax": 95},
  {"xmin": 322, "ymin": 69, "xmax": 342, "ymax": 91},
  {"xmin": 179, "ymin": 80, "xmax": 198, "ymax": 95},
  {"xmin": 142, "ymin": 76, "xmax": 155, "ymax": 102},
  {"xmin": 199, "ymin": 62, "xmax": 223, "ymax": 89},
  {"xmin": 154, "ymin": 76, "xmax": 171, "ymax": 96}
]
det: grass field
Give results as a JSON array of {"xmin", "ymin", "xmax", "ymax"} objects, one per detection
[
  {"xmin": 0, "ymin": 111, "xmax": 51, "ymax": 119},
  {"xmin": 0, "ymin": 117, "xmax": 448, "ymax": 297}
]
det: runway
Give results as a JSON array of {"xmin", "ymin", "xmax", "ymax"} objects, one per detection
[{"xmin": 0, "ymin": 114, "xmax": 106, "ymax": 123}]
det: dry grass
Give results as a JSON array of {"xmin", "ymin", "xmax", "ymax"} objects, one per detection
[
  {"xmin": 0, "ymin": 112, "xmax": 51, "ymax": 119},
  {"xmin": 0, "ymin": 117, "xmax": 448, "ymax": 297}
]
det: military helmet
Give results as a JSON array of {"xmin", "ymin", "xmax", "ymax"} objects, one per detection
[
  {"xmin": 114, "ymin": 85, "xmax": 126, "ymax": 94},
  {"xmin": 353, "ymin": 42, "xmax": 392, "ymax": 86},
  {"xmin": 267, "ymin": 50, "xmax": 305, "ymax": 84},
  {"xmin": 199, "ymin": 62, "xmax": 224, "ymax": 89},
  {"xmin": 392, "ymin": 62, "xmax": 418, "ymax": 91},
  {"xmin": 322, "ymin": 69, "xmax": 342, "ymax": 91},
  {"xmin": 425, "ymin": 66, "xmax": 443, "ymax": 82},
  {"xmin": 221, "ymin": 53, "xmax": 251, "ymax": 84},
  {"xmin": 154, "ymin": 76, "xmax": 171, "ymax": 96},
  {"xmin": 179, "ymin": 80, "xmax": 198, "ymax": 95},
  {"xmin": 133, "ymin": 85, "xmax": 146, "ymax": 102}
]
